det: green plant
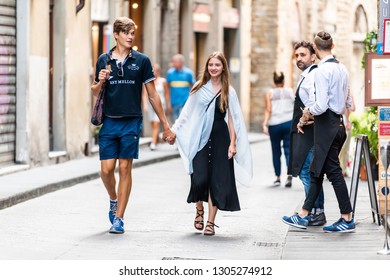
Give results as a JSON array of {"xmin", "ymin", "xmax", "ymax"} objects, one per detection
[
  {"xmin": 361, "ymin": 30, "xmax": 378, "ymax": 69},
  {"xmin": 350, "ymin": 106, "xmax": 378, "ymax": 162}
]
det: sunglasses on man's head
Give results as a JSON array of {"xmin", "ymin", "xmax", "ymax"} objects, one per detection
[{"xmin": 117, "ymin": 62, "xmax": 123, "ymax": 77}]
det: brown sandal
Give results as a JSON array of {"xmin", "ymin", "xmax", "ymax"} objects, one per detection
[
  {"xmin": 204, "ymin": 221, "xmax": 219, "ymax": 236},
  {"xmin": 194, "ymin": 207, "xmax": 204, "ymax": 231}
]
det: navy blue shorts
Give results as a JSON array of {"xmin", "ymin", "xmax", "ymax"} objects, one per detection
[{"xmin": 99, "ymin": 116, "xmax": 143, "ymax": 160}]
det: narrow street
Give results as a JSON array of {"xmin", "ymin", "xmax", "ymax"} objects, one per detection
[{"xmin": 0, "ymin": 141, "xmax": 303, "ymax": 260}]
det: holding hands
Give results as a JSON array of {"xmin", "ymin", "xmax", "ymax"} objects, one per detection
[{"xmin": 163, "ymin": 129, "xmax": 176, "ymax": 145}]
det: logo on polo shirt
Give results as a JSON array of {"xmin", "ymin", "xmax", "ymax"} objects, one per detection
[
  {"xmin": 109, "ymin": 80, "xmax": 135, "ymax": 85},
  {"xmin": 128, "ymin": 64, "xmax": 140, "ymax": 71}
]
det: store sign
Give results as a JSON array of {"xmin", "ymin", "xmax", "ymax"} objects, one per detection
[
  {"xmin": 193, "ymin": 4, "xmax": 210, "ymax": 33},
  {"xmin": 378, "ymin": 108, "xmax": 390, "ymax": 213},
  {"xmin": 91, "ymin": 0, "xmax": 109, "ymax": 22},
  {"xmin": 380, "ymin": 107, "xmax": 390, "ymax": 121},
  {"xmin": 223, "ymin": 7, "xmax": 239, "ymax": 29},
  {"xmin": 380, "ymin": 123, "xmax": 390, "ymax": 136}
]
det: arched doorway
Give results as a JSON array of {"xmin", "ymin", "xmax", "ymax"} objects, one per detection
[{"xmin": 351, "ymin": 5, "xmax": 368, "ymax": 114}]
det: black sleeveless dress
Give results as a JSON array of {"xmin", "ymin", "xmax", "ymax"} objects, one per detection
[{"xmin": 187, "ymin": 96, "xmax": 240, "ymax": 211}]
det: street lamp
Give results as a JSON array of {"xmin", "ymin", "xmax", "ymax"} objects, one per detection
[{"xmin": 378, "ymin": 144, "xmax": 390, "ymax": 255}]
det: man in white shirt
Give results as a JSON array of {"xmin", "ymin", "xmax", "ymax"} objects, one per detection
[
  {"xmin": 283, "ymin": 31, "xmax": 355, "ymax": 233},
  {"xmin": 287, "ymin": 41, "xmax": 326, "ymax": 226}
]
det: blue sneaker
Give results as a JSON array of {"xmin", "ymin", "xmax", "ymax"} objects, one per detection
[
  {"xmin": 109, "ymin": 217, "xmax": 124, "ymax": 234},
  {"xmin": 109, "ymin": 200, "xmax": 117, "ymax": 224},
  {"xmin": 282, "ymin": 213, "xmax": 309, "ymax": 229},
  {"xmin": 323, "ymin": 218, "xmax": 355, "ymax": 233}
]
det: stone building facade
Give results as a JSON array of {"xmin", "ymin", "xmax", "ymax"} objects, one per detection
[
  {"xmin": 250, "ymin": 0, "xmax": 378, "ymax": 131},
  {"xmin": 0, "ymin": 0, "xmax": 92, "ymax": 172},
  {"xmin": 0, "ymin": 0, "xmax": 380, "ymax": 174},
  {"xmin": 1, "ymin": 0, "xmax": 249, "ymax": 173}
]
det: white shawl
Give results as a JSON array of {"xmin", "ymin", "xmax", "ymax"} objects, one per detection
[{"xmin": 172, "ymin": 80, "xmax": 253, "ymax": 186}]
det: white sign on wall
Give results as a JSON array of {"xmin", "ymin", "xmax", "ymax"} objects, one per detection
[
  {"xmin": 230, "ymin": 58, "xmax": 240, "ymax": 73},
  {"xmin": 91, "ymin": 0, "xmax": 110, "ymax": 22}
]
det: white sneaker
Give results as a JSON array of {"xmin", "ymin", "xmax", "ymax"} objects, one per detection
[{"xmin": 150, "ymin": 143, "xmax": 156, "ymax": 151}]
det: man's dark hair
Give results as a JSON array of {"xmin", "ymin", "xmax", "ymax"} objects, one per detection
[
  {"xmin": 294, "ymin": 41, "xmax": 315, "ymax": 55},
  {"xmin": 273, "ymin": 71, "xmax": 284, "ymax": 84},
  {"xmin": 314, "ymin": 31, "xmax": 333, "ymax": 51}
]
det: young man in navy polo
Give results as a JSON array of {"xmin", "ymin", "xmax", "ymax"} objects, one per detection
[{"xmin": 91, "ymin": 17, "xmax": 175, "ymax": 234}]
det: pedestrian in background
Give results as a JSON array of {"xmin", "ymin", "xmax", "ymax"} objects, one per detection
[
  {"xmin": 143, "ymin": 64, "xmax": 171, "ymax": 151},
  {"xmin": 262, "ymin": 72, "xmax": 294, "ymax": 187},
  {"xmin": 166, "ymin": 54, "xmax": 196, "ymax": 122},
  {"xmin": 282, "ymin": 31, "xmax": 355, "ymax": 233},
  {"xmin": 172, "ymin": 51, "xmax": 252, "ymax": 236},
  {"xmin": 288, "ymin": 41, "xmax": 326, "ymax": 226},
  {"xmin": 91, "ymin": 17, "xmax": 175, "ymax": 234}
]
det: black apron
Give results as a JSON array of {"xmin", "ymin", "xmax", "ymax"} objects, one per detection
[
  {"xmin": 288, "ymin": 65, "xmax": 317, "ymax": 177},
  {"xmin": 310, "ymin": 58, "xmax": 346, "ymax": 177}
]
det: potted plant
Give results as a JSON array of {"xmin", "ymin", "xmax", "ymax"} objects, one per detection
[{"xmin": 349, "ymin": 106, "xmax": 379, "ymax": 180}]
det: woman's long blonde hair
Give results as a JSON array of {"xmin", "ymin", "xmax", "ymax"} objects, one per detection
[{"xmin": 191, "ymin": 51, "xmax": 230, "ymax": 112}]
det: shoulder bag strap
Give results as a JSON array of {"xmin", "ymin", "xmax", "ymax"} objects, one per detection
[{"xmin": 205, "ymin": 90, "xmax": 222, "ymax": 112}]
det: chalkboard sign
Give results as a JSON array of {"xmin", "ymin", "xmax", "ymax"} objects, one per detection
[{"xmin": 349, "ymin": 134, "xmax": 380, "ymax": 225}]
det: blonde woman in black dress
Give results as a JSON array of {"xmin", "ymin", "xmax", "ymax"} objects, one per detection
[{"xmin": 172, "ymin": 52, "xmax": 252, "ymax": 236}]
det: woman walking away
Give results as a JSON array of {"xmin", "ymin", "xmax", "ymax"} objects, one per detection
[{"xmin": 262, "ymin": 72, "xmax": 295, "ymax": 187}]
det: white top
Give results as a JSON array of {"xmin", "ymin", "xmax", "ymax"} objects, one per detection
[
  {"xmin": 268, "ymin": 87, "xmax": 295, "ymax": 126},
  {"xmin": 308, "ymin": 55, "xmax": 351, "ymax": 115},
  {"xmin": 298, "ymin": 64, "xmax": 317, "ymax": 107}
]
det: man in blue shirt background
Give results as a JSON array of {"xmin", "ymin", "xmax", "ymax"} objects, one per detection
[{"xmin": 166, "ymin": 54, "xmax": 196, "ymax": 121}]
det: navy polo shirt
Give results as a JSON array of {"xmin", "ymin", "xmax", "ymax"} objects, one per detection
[{"xmin": 94, "ymin": 47, "xmax": 155, "ymax": 117}]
